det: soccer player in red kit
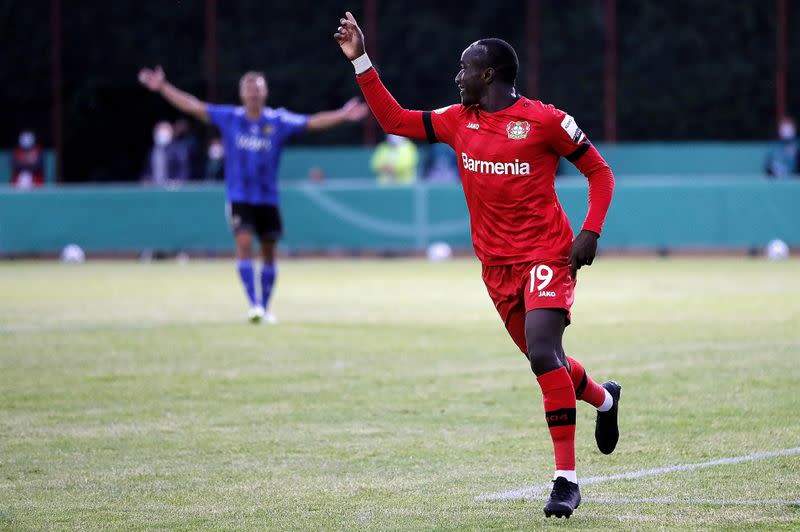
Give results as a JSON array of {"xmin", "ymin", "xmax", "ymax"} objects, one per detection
[{"xmin": 335, "ymin": 13, "xmax": 621, "ymax": 518}]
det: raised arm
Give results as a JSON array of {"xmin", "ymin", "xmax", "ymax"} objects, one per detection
[
  {"xmin": 306, "ymin": 97, "xmax": 369, "ymax": 131},
  {"xmin": 334, "ymin": 12, "xmax": 429, "ymax": 140},
  {"xmin": 138, "ymin": 66, "xmax": 209, "ymax": 123}
]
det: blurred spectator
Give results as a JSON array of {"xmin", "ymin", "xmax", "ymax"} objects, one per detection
[
  {"xmin": 308, "ymin": 166, "xmax": 326, "ymax": 184},
  {"xmin": 205, "ymin": 136, "xmax": 224, "ymax": 181},
  {"xmin": 421, "ymin": 143, "xmax": 458, "ymax": 183},
  {"xmin": 371, "ymin": 134, "xmax": 418, "ymax": 185},
  {"xmin": 765, "ymin": 116, "xmax": 799, "ymax": 179},
  {"xmin": 141, "ymin": 121, "xmax": 190, "ymax": 184},
  {"xmin": 173, "ymin": 118, "xmax": 201, "ymax": 179},
  {"xmin": 11, "ymin": 129, "xmax": 45, "ymax": 189}
]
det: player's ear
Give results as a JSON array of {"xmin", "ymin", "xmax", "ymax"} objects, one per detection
[{"xmin": 483, "ymin": 67, "xmax": 495, "ymax": 85}]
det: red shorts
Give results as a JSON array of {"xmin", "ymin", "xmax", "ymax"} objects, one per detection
[{"xmin": 482, "ymin": 258, "xmax": 576, "ymax": 354}]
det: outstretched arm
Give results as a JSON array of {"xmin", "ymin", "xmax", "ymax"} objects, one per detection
[
  {"xmin": 306, "ymin": 97, "xmax": 369, "ymax": 131},
  {"xmin": 334, "ymin": 11, "xmax": 429, "ymax": 140},
  {"xmin": 138, "ymin": 66, "xmax": 209, "ymax": 123}
]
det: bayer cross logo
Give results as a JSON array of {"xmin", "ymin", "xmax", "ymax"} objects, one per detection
[{"xmin": 506, "ymin": 120, "xmax": 531, "ymax": 140}]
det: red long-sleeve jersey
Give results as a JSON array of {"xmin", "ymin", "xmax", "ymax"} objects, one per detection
[{"xmin": 357, "ymin": 68, "xmax": 614, "ymax": 265}]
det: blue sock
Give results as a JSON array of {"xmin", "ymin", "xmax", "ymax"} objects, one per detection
[
  {"xmin": 261, "ymin": 263, "xmax": 277, "ymax": 309},
  {"xmin": 237, "ymin": 260, "xmax": 257, "ymax": 306}
]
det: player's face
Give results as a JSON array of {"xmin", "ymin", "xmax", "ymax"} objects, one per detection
[
  {"xmin": 240, "ymin": 77, "xmax": 268, "ymax": 109},
  {"xmin": 455, "ymin": 45, "xmax": 487, "ymax": 106}
]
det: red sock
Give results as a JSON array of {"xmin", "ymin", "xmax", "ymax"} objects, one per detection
[
  {"xmin": 565, "ymin": 355, "xmax": 607, "ymax": 408},
  {"xmin": 536, "ymin": 367, "xmax": 576, "ymax": 471}
]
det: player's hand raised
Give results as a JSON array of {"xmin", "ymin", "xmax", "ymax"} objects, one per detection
[
  {"xmin": 138, "ymin": 66, "xmax": 166, "ymax": 92},
  {"xmin": 334, "ymin": 11, "xmax": 366, "ymax": 60},
  {"xmin": 341, "ymin": 97, "xmax": 369, "ymax": 121},
  {"xmin": 569, "ymin": 229, "xmax": 599, "ymax": 277}
]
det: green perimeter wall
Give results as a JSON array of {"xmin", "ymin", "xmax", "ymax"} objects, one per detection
[
  {"xmin": 278, "ymin": 142, "xmax": 775, "ymax": 181},
  {"xmin": 1, "ymin": 179, "xmax": 798, "ymax": 254},
  {"xmin": 0, "ymin": 142, "xmax": 774, "ymax": 183}
]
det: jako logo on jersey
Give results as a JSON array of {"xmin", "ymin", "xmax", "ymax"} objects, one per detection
[
  {"xmin": 506, "ymin": 120, "xmax": 531, "ymax": 140},
  {"xmin": 461, "ymin": 153, "xmax": 531, "ymax": 175},
  {"xmin": 538, "ymin": 290, "xmax": 556, "ymax": 297},
  {"xmin": 466, "ymin": 122, "xmax": 480, "ymax": 130},
  {"xmin": 236, "ymin": 134, "xmax": 272, "ymax": 152}
]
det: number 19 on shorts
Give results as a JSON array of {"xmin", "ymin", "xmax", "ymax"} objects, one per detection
[{"xmin": 530, "ymin": 264, "xmax": 554, "ymax": 293}]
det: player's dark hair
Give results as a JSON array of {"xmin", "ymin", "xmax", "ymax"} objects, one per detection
[{"xmin": 475, "ymin": 38, "xmax": 518, "ymax": 84}]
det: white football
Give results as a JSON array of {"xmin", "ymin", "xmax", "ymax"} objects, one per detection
[
  {"xmin": 766, "ymin": 239, "xmax": 789, "ymax": 261},
  {"xmin": 426, "ymin": 242, "xmax": 453, "ymax": 262},
  {"xmin": 60, "ymin": 244, "xmax": 86, "ymax": 263}
]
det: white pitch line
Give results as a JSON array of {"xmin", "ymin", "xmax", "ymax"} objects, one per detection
[
  {"xmin": 584, "ymin": 497, "xmax": 800, "ymax": 506},
  {"xmin": 476, "ymin": 446, "xmax": 800, "ymax": 502},
  {"xmin": 518, "ymin": 496, "xmax": 800, "ymax": 506}
]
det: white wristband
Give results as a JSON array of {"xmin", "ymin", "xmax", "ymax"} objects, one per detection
[{"xmin": 352, "ymin": 53, "xmax": 372, "ymax": 75}]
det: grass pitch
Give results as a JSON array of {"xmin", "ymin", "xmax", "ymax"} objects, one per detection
[{"xmin": 1, "ymin": 257, "xmax": 799, "ymax": 530}]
